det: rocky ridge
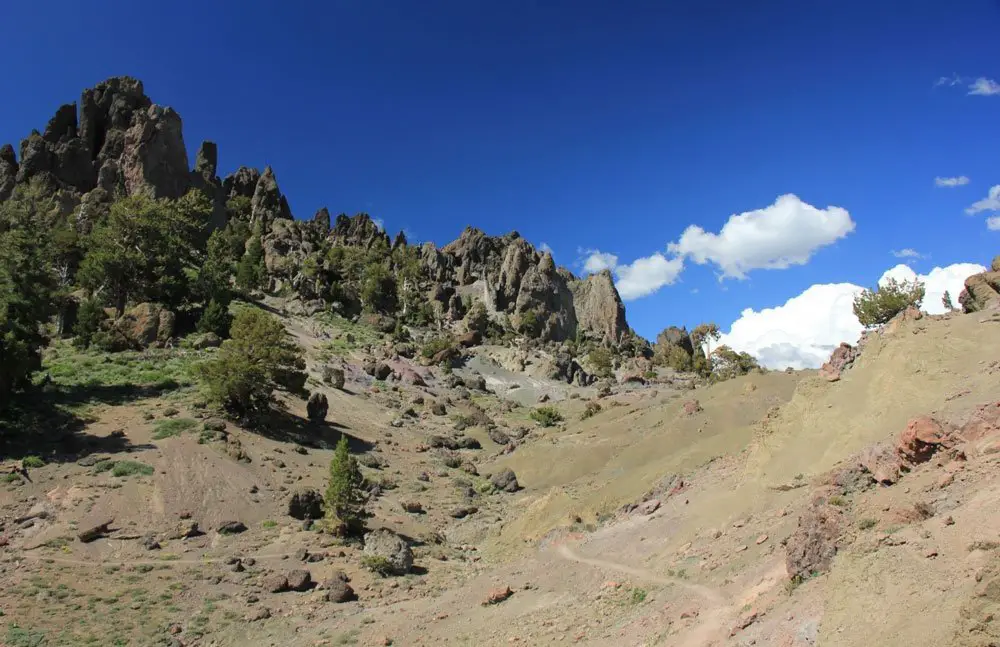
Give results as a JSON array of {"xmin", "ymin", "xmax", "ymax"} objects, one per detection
[{"xmin": 0, "ymin": 76, "xmax": 633, "ymax": 350}]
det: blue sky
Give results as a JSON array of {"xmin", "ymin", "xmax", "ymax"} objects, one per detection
[{"xmin": 2, "ymin": 1, "xmax": 999, "ymax": 363}]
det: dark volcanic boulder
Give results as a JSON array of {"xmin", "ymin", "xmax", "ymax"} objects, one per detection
[
  {"xmin": 362, "ymin": 528, "xmax": 413, "ymax": 575},
  {"xmin": 288, "ymin": 488, "xmax": 324, "ymax": 520}
]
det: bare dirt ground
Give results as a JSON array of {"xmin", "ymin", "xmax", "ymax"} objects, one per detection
[{"xmin": 4, "ymin": 308, "xmax": 1000, "ymax": 646}]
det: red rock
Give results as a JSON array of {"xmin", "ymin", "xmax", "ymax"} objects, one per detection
[
  {"xmin": 682, "ymin": 399, "xmax": 703, "ymax": 416},
  {"xmin": 483, "ymin": 585, "xmax": 513, "ymax": 605},
  {"xmin": 897, "ymin": 416, "xmax": 953, "ymax": 464},
  {"xmin": 756, "ymin": 534, "xmax": 768, "ymax": 545},
  {"xmin": 936, "ymin": 472, "xmax": 955, "ymax": 488},
  {"xmin": 679, "ymin": 607, "xmax": 699, "ymax": 619},
  {"xmin": 859, "ymin": 443, "xmax": 904, "ymax": 485},
  {"xmin": 730, "ymin": 609, "xmax": 760, "ymax": 636}
]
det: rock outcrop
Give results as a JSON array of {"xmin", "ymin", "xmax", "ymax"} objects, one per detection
[
  {"xmin": 959, "ymin": 257, "xmax": 1000, "ymax": 313},
  {"xmin": 0, "ymin": 75, "xmax": 640, "ymax": 354}
]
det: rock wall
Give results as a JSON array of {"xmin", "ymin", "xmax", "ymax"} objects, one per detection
[{"xmin": 959, "ymin": 256, "xmax": 1000, "ymax": 313}]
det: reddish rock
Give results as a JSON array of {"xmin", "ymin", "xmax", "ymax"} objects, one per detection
[
  {"xmin": 858, "ymin": 443, "xmax": 904, "ymax": 485},
  {"xmin": 897, "ymin": 416, "xmax": 954, "ymax": 464},
  {"xmin": 483, "ymin": 585, "xmax": 513, "ymax": 605},
  {"xmin": 396, "ymin": 367, "xmax": 427, "ymax": 387},
  {"xmin": 682, "ymin": 399, "xmax": 703, "ymax": 416},
  {"xmin": 818, "ymin": 342, "xmax": 858, "ymax": 382},
  {"xmin": 730, "ymin": 609, "xmax": 760, "ymax": 636}
]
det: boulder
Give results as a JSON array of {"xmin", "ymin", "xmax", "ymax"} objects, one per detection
[
  {"xmin": 190, "ymin": 332, "xmax": 221, "ymax": 349},
  {"xmin": 323, "ymin": 573, "xmax": 356, "ymax": 603},
  {"xmin": 286, "ymin": 569, "xmax": 312, "ymax": 592},
  {"xmin": 77, "ymin": 518, "xmax": 114, "ymax": 543},
  {"xmin": 373, "ymin": 362, "xmax": 393, "ymax": 381},
  {"xmin": 203, "ymin": 418, "xmax": 227, "ymax": 432},
  {"xmin": 114, "ymin": 303, "xmax": 175, "ymax": 348},
  {"xmin": 959, "ymin": 268, "xmax": 1000, "ymax": 313},
  {"xmin": 307, "ymin": 392, "xmax": 329, "ymax": 423},
  {"xmin": 490, "ymin": 468, "xmax": 520, "ymax": 492},
  {"xmin": 463, "ymin": 375, "xmax": 487, "ymax": 391},
  {"xmin": 896, "ymin": 416, "xmax": 954, "ymax": 464},
  {"xmin": 858, "ymin": 443, "xmax": 903, "ymax": 485},
  {"xmin": 288, "ymin": 488, "xmax": 324, "ymax": 520},
  {"xmin": 261, "ymin": 573, "xmax": 289, "ymax": 593},
  {"xmin": 217, "ymin": 521, "xmax": 247, "ymax": 535},
  {"xmin": 362, "ymin": 528, "xmax": 413, "ymax": 575},
  {"xmin": 323, "ymin": 366, "xmax": 346, "ymax": 389},
  {"xmin": 784, "ymin": 501, "xmax": 844, "ymax": 580}
]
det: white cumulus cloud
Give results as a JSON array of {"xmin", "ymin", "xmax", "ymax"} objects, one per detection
[
  {"xmin": 613, "ymin": 253, "xmax": 685, "ymax": 301},
  {"xmin": 717, "ymin": 283, "xmax": 865, "ymax": 370},
  {"xmin": 667, "ymin": 194, "xmax": 855, "ymax": 279},
  {"xmin": 582, "ymin": 250, "xmax": 618, "ymax": 274},
  {"xmin": 719, "ymin": 262, "xmax": 986, "ymax": 370},
  {"xmin": 969, "ymin": 77, "xmax": 1000, "ymax": 96},
  {"xmin": 966, "ymin": 185, "xmax": 1000, "ymax": 215},
  {"xmin": 935, "ymin": 176, "xmax": 970, "ymax": 187}
]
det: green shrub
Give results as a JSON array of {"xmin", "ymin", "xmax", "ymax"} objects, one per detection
[
  {"xmin": 709, "ymin": 345, "xmax": 760, "ymax": 382},
  {"xmin": 530, "ymin": 406, "xmax": 564, "ymax": 427},
  {"xmin": 109, "ymin": 461, "xmax": 154, "ymax": 477},
  {"xmin": 580, "ymin": 401, "xmax": 602, "ymax": 420},
  {"xmin": 151, "ymin": 418, "xmax": 197, "ymax": 439},
  {"xmin": 195, "ymin": 308, "xmax": 306, "ymax": 415},
  {"xmin": 588, "ymin": 347, "xmax": 614, "ymax": 378},
  {"xmin": 629, "ymin": 587, "xmax": 647, "ymax": 604},
  {"xmin": 517, "ymin": 310, "xmax": 541, "ymax": 337},
  {"xmin": 420, "ymin": 335, "xmax": 454, "ymax": 360},
  {"xmin": 852, "ymin": 277, "xmax": 925, "ymax": 328},
  {"xmin": 21, "ymin": 456, "xmax": 45, "ymax": 469},
  {"xmin": 360, "ymin": 555, "xmax": 394, "ymax": 577}
]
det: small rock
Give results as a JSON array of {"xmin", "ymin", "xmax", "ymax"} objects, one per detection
[
  {"xmin": 636, "ymin": 499, "xmax": 660, "ymax": 515},
  {"xmin": 246, "ymin": 607, "xmax": 271, "ymax": 621},
  {"xmin": 262, "ymin": 573, "xmax": 289, "ymax": 593},
  {"xmin": 483, "ymin": 585, "xmax": 513, "ymax": 605},
  {"xmin": 450, "ymin": 506, "xmax": 478, "ymax": 519},
  {"xmin": 756, "ymin": 534, "xmax": 768, "ymax": 545},
  {"xmin": 142, "ymin": 534, "xmax": 161, "ymax": 550},
  {"xmin": 490, "ymin": 468, "xmax": 520, "ymax": 493},
  {"xmin": 217, "ymin": 521, "xmax": 247, "ymax": 535},
  {"xmin": 203, "ymin": 418, "xmax": 227, "ymax": 432},
  {"xmin": 401, "ymin": 501, "xmax": 424, "ymax": 514},
  {"xmin": 77, "ymin": 518, "xmax": 114, "ymax": 543}
]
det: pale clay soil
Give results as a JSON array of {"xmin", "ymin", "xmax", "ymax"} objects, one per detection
[{"xmin": 2, "ymin": 309, "xmax": 1000, "ymax": 646}]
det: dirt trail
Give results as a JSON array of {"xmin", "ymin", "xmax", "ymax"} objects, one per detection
[{"xmin": 553, "ymin": 542, "xmax": 726, "ymax": 604}]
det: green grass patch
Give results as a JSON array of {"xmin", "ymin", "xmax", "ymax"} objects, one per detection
[
  {"xmin": 21, "ymin": 455, "xmax": 45, "ymax": 468},
  {"xmin": 42, "ymin": 340, "xmax": 199, "ymax": 393},
  {"xmin": 151, "ymin": 417, "xmax": 197, "ymax": 439},
  {"xmin": 857, "ymin": 518, "xmax": 877, "ymax": 530},
  {"xmin": 5, "ymin": 625, "xmax": 47, "ymax": 647},
  {"xmin": 94, "ymin": 460, "xmax": 153, "ymax": 477},
  {"xmin": 629, "ymin": 587, "xmax": 648, "ymax": 604},
  {"xmin": 261, "ymin": 520, "xmax": 278, "ymax": 529}
]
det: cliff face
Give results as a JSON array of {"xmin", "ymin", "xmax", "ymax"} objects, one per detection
[{"xmin": 0, "ymin": 76, "xmax": 634, "ymax": 347}]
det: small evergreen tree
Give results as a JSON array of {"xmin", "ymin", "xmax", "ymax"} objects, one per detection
[
  {"xmin": 852, "ymin": 278, "xmax": 925, "ymax": 328},
  {"xmin": 73, "ymin": 297, "xmax": 107, "ymax": 349},
  {"xmin": 942, "ymin": 290, "xmax": 955, "ymax": 312},
  {"xmin": 324, "ymin": 436, "xmax": 367, "ymax": 536},
  {"xmin": 235, "ymin": 231, "xmax": 266, "ymax": 293},
  {"xmin": 196, "ymin": 299, "xmax": 232, "ymax": 337}
]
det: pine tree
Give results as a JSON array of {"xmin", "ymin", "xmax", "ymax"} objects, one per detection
[{"xmin": 324, "ymin": 436, "xmax": 367, "ymax": 536}]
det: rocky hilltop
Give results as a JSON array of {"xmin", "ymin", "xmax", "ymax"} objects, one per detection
[{"xmin": 0, "ymin": 76, "xmax": 633, "ymax": 349}]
